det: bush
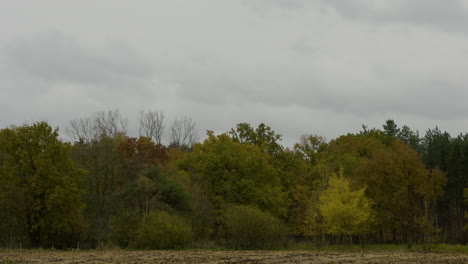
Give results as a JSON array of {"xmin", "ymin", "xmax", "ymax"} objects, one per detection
[
  {"xmin": 221, "ymin": 205, "xmax": 287, "ymax": 249},
  {"xmin": 133, "ymin": 211, "xmax": 192, "ymax": 249},
  {"xmin": 109, "ymin": 211, "xmax": 140, "ymax": 248}
]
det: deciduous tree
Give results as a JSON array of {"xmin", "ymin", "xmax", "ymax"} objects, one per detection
[
  {"xmin": 319, "ymin": 171, "xmax": 373, "ymax": 241},
  {"xmin": 0, "ymin": 122, "xmax": 87, "ymax": 248}
]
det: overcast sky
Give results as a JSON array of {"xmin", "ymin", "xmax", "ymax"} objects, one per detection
[{"xmin": 2, "ymin": 0, "xmax": 468, "ymax": 146}]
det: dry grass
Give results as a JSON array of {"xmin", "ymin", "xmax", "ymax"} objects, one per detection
[{"xmin": 1, "ymin": 249, "xmax": 468, "ymax": 264}]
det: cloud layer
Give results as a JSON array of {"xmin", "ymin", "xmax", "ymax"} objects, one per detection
[{"xmin": 1, "ymin": 1, "xmax": 468, "ymax": 145}]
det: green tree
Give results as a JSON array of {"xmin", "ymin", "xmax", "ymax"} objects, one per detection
[
  {"xmin": 287, "ymin": 184, "xmax": 317, "ymax": 237},
  {"xmin": 181, "ymin": 131, "xmax": 287, "ymax": 221},
  {"xmin": 318, "ymin": 133, "xmax": 385, "ymax": 179},
  {"xmin": 0, "ymin": 127, "xmax": 26, "ymax": 247},
  {"xmin": 293, "ymin": 134, "xmax": 327, "ymax": 166},
  {"xmin": 109, "ymin": 210, "xmax": 139, "ymax": 248},
  {"xmin": 438, "ymin": 137, "xmax": 466, "ymax": 242},
  {"xmin": 108, "ymin": 165, "xmax": 192, "ymax": 246},
  {"xmin": 229, "ymin": 123, "xmax": 283, "ymax": 155},
  {"xmin": 319, "ymin": 134, "xmax": 446, "ymax": 243},
  {"xmin": 138, "ymin": 166, "xmax": 191, "ymax": 213},
  {"xmin": 133, "ymin": 211, "xmax": 192, "ymax": 249},
  {"xmin": 221, "ymin": 205, "xmax": 287, "ymax": 249},
  {"xmin": 0, "ymin": 122, "xmax": 87, "ymax": 248},
  {"xmin": 383, "ymin": 119, "xmax": 399, "ymax": 137},
  {"xmin": 465, "ymin": 187, "xmax": 468, "ymax": 232},
  {"xmin": 422, "ymin": 127, "xmax": 451, "ymax": 170},
  {"xmin": 397, "ymin": 125, "xmax": 421, "ymax": 151},
  {"xmin": 360, "ymin": 140, "xmax": 446, "ymax": 243},
  {"xmin": 271, "ymin": 149, "xmax": 318, "ymax": 237},
  {"xmin": 71, "ymin": 135, "xmax": 121, "ymax": 246},
  {"xmin": 420, "ymin": 127, "xmax": 468, "ymax": 242}
]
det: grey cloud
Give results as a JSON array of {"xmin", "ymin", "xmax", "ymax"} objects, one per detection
[
  {"xmin": 4, "ymin": 32, "xmax": 154, "ymax": 91},
  {"xmin": 3, "ymin": 1, "xmax": 468, "ymax": 145},
  {"xmin": 182, "ymin": 45, "xmax": 468, "ymax": 121},
  {"xmin": 322, "ymin": 0, "xmax": 468, "ymax": 32},
  {"xmin": 245, "ymin": 0, "xmax": 468, "ymax": 32},
  {"xmin": 234, "ymin": 75, "xmax": 468, "ymax": 121},
  {"xmin": 243, "ymin": 0, "xmax": 307, "ymax": 12},
  {"xmin": 0, "ymin": 31, "xmax": 163, "ymax": 135}
]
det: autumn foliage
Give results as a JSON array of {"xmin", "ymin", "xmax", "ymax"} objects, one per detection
[{"xmin": 0, "ymin": 117, "xmax": 466, "ymax": 249}]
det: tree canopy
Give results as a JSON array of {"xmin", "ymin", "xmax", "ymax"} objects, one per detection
[{"xmin": 0, "ymin": 117, "xmax": 465, "ymax": 248}]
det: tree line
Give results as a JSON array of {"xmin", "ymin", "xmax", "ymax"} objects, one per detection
[{"xmin": 0, "ymin": 112, "xmax": 467, "ymax": 249}]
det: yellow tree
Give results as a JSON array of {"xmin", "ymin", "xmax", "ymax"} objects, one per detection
[{"xmin": 319, "ymin": 171, "xmax": 373, "ymax": 243}]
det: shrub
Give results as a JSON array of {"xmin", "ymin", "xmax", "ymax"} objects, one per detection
[
  {"xmin": 133, "ymin": 211, "xmax": 192, "ymax": 249},
  {"xmin": 221, "ymin": 205, "xmax": 287, "ymax": 249},
  {"xmin": 109, "ymin": 211, "xmax": 140, "ymax": 248}
]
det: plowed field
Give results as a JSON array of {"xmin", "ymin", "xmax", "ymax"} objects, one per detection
[{"xmin": 1, "ymin": 249, "xmax": 467, "ymax": 263}]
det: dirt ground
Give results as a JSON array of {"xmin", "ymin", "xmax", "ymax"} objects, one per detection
[{"xmin": 0, "ymin": 249, "xmax": 467, "ymax": 264}]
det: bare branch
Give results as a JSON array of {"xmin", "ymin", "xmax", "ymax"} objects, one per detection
[
  {"xmin": 139, "ymin": 110, "xmax": 165, "ymax": 144},
  {"xmin": 67, "ymin": 109, "xmax": 127, "ymax": 143},
  {"xmin": 67, "ymin": 117, "xmax": 94, "ymax": 143},
  {"xmin": 93, "ymin": 109, "xmax": 127, "ymax": 138},
  {"xmin": 169, "ymin": 116, "xmax": 199, "ymax": 149}
]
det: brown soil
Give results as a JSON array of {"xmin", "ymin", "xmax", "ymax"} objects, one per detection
[{"xmin": 1, "ymin": 249, "xmax": 467, "ymax": 264}]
